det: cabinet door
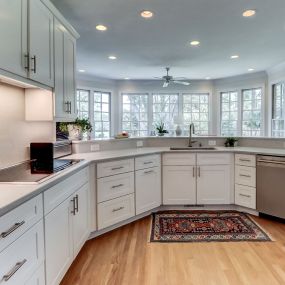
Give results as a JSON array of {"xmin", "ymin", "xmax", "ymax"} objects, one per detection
[
  {"xmin": 197, "ymin": 165, "xmax": 230, "ymax": 204},
  {"xmin": 24, "ymin": 264, "xmax": 45, "ymax": 285},
  {"xmin": 72, "ymin": 184, "xmax": 90, "ymax": 257},
  {"xmin": 163, "ymin": 166, "xmax": 196, "ymax": 205},
  {"xmin": 136, "ymin": 167, "xmax": 161, "ymax": 215},
  {"xmin": 29, "ymin": 0, "xmax": 54, "ymax": 87},
  {"xmin": 45, "ymin": 198, "xmax": 73, "ymax": 285},
  {"xmin": 0, "ymin": 0, "xmax": 28, "ymax": 77},
  {"xmin": 54, "ymin": 18, "xmax": 67, "ymax": 119},
  {"xmin": 64, "ymin": 31, "xmax": 76, "ymax": 119}
]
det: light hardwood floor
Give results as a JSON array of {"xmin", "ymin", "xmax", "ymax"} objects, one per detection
[{"xmin": 61, "ymin": 215, "xmax": 285, "ymax": 285}]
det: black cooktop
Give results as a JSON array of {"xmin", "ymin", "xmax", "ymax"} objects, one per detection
[{"xmin": 0, "ymin": 159, "xmax": 81, "ymax": 183}]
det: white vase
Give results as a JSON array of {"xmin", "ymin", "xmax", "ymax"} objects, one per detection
[
  {"xmin": 175, "ymin": 125, "xmax": 182, "ymax": 136},
  {"xmin": 67, "ymin": 124, "xmax": 83, "ymax": 140}
]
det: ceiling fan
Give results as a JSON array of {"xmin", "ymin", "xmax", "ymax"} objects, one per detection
[{"xmin": 155, "ymin": 67, "xmax": 191, "ymax": 88}]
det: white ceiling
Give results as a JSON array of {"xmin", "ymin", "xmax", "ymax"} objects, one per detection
[{"xmin": 51, "ymin": 0, "xmax": 285, "ymax": 80}]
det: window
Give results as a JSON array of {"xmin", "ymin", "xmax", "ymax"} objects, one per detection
[
  {"xmin": 93, "ymin": 91, "xmax": 111, "ymax": 138},
  {"xmin": 242, "ymin": 88, "xmax": 262, "ymax": 136},
  {"xmin": 121, "ymin": 93, "xmax": 149, "ymax": 137},
  {"xmin": 76, "ymin": 89, "xmax": 111, "ymax": 139},
  {"xmin": 152, "ymin": 94, "xmax": 179, "ymax": 135},
  {"xmin": 76, "ymin": 90, "xmax": 89, "ymax": 119},
  {"xmin": 272, "ymin": 83, "xmax": 285, "ymax": 137},
  {"xmin": 220, "ymin": 91, "xmax": 238, "ymax": 136},
  {"xmin": 183, "ymin": 93, "xmax": 209, "ymax": 135}
]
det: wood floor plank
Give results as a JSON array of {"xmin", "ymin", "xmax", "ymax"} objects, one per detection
[{"xmin": 60, "ymin": 215, "xmax": 285, "ymax": 285}]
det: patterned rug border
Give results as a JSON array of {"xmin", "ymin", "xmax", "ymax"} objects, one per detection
[{"xmin": 150, "ymin": 210, "xmax": 273, "ymax": 243}]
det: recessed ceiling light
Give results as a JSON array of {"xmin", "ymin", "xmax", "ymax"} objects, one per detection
[
  {"xmin": 108, "ymin": 55, "xmax": 117, "ymax": 60},
  {"xmin": 190, "ymin": 41, "xmax": 200, "ymax": 46},
  {"xmin": 141, "ymin": 10, "xmax": 154, "ymax": 18},
  {"xmin": 248, "ymin": 68, "xmax": 255, "ymax": 72},
  {"xmin": 78, "ymin": 69, "xmax": 85, "ymax": 73},
  {"xmin": 243, "ymin": 9, "xmax": 256, "ymax": 17},
  {"xmin": 96, "ymin": 24, "xmax": 108, "ymax": 31},
  {"xmin": 205, "ymin": 77, "xmax": 211, "ymax": 80},
  {"xmin": 124, "ymin": 77, "xmax": 130, "ymax": 80},
  {"xmin": 230, "ymin": 55, "xmax": 239, "ymax": 59}
]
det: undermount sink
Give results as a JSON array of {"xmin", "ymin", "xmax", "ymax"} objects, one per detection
[{"xmin": 170, "ymin": 147, "xmax": 216, "ymax": 151}]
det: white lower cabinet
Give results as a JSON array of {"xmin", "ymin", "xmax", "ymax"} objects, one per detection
[
  {"xmin": 0, "ymin": 220, "xmax": 44, "ymax": 285},
  {"xmin": 235, "ymin": 184, "xmax": 256, "ymax": 209},
  {"xmin": 97, "ymin": 194, "xmax": 135, "ymax": 230},
  {"xmin": 25, "ymin": 264, "xmax": 45, "ymax": 285},
  {"xmin": 197, "ymin": 165, "xmax": 230, "ymax": 204},
  {"xmin": 45, "ymin": 181, "xmax": 90, "ymax": 285},
  {"xmin": 163, "ymin": 166, "xmax": 196, "ymax": 205},
  {"xmin": 135, "ymin": 167, "xmax": 161, "ymax": 215}
]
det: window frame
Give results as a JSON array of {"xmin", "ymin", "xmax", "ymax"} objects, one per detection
[
  {"xmin": 218, "ymin": 85, "xmax": 265, "ymax": 137},
  {"xmin": 76, "ymin": 86, "xmax": 113, "ymax": 139}
]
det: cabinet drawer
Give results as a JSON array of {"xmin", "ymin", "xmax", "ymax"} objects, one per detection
[
  {"xmin": 135, "ymin": 154, "xmax": 160, "ymax": 170},
  {"xmin": 163, "ymin": 153, "xmax": 196, "ymax": 166},
  {"xmin": 0, "ymin": 221, "xmax": 44, "ymax": 285},
  {"xmin": 235, "ymin": 184, "xmax": 256, "ymax": 209},
  {"xmin": 97, "ymin": 194, "xmax": 135, "ymax": 230},
  {"xmin": 98, "ymin": 172, "xmax": 134, "ymax": 203},
  {"xmin": 97, "ymin": 159, "xmax": 134, "ymax": 178},
  {"xmin": 197, "ymin": 153, "xmax": 232, "ymax": 165},
  {"xmin": 235, "ymin": 154, "xmax": 256, "ymax": 167},
  {"xmin": 44, "ymin": 167, "xmax": 89, "ymax": 214},
  {"xmin": 235, "ymin": 165, "xmax": 256, "ymax": 187},
  {"xmin": 0, "ymin": 195, "xmax": 43, "ymax": 253}
]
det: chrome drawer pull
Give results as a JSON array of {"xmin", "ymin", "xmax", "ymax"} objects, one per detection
[
  {"xmin": 111, "ymin": 166, "xmax": 124, "ymax": 171},
  {"xmin": 239, "ymin": 174, "xmax": 251, "ymax": 178},
  {"xmin": 239, "ymin": 159, "xmax": 251, "ymax": 162},
  {"xmin": 112, "ymin": 206, "xmax": 124, "ymax": 212},
  {"xmin": 239, "ymin": 193, "xmax": 251, "ymax": 198},
  {"xmin": 144, "ymin": 170, "xmax": 154, "ymax": 174},
  {"xmin": 111, "ymin": 184, "xmax": 124, "ymax": 189},
  {"xmin": 3, "ymin": 259, "xmax": 27, "ymax": 281},
  {"xmin": 1, "ymin": 221, "xmax": 25, "ymax": 239},
  {"xmin": 143, "ymin": 161, "xmax": 153, "ymax": 165}
]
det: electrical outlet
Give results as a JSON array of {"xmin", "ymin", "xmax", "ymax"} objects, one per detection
[
  {"xmin": 137, "ymin": 140, "xmax": 144, "ymax": 147},
  {"xmin": 90, "ymin": 144, "xmax": 100, "ymax": 152},
  {"xmin": 208, "ymin": 140, "xmax": 217, "ymax": 146}
]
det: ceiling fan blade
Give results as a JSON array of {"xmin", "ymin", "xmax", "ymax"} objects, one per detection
[
  {"xmin": 163, "ymin": 81, "xmax": 169, "ymax": 88},
  {"xmin": 172, "ymin": 80, "xmax": 191, "ymax": 86}
]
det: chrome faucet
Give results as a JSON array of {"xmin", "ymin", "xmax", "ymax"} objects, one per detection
[{"xmin": 188, "ymin": 123, "xmax": 196, "ymax": 147}]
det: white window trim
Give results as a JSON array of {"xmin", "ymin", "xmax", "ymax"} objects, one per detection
[
  {"xmin": 77, "ymin": 86, "xmax": 114, "ymax": 138},
  {"xmin": 119, "ymin": 91, "xmax": 213, "ymax": 136},
  {"xmin": 217, "ymin": 84, "xmax": 265, "ymax": 137}
]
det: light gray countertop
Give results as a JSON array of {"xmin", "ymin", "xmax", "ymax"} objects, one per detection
[{"xmin": 1, "ymin": 146, "xmax": 285, "ymax": 217}]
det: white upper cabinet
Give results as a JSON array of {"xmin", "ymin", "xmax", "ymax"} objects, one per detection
[
  {"xmin": 54, "ymin": 18, "xmax": 77, "ymax": 120},
  {"xmin": 0, "ymin": 0, "xmax": 28, "ymax": 77},
  {"xmin": 29, "ymin": 0, "xmax": 54, "ymax": 87}
]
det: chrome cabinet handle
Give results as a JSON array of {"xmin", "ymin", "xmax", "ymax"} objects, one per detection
[
  {"xmin": 1, "ymin": 221, "xmax": 25, "ymax": 239},
  {"xmin": 239, "ymin": 174, "xmax": 251, "ymax": 178},
  {"xmin": 198, "ymin": 167, "xmax": 201, "ymax": 177},
  {"xmin": 24, "ymin": 54, "xmax": 30, "ymax": 70},
  {"xmin": 144, "ymin": 170, "xmax": 154, "ymax": 174},
  {"xmin": 239, "ymin": 193, "xmax": 251, "ymax": 198},
  {"xmin": 31, "ymin": 55, "xmax": 36, "ymax": 73},
  {"xmin": 111, "ymin": 166, "xmax": 124, "ymax": 171},
  {"xmin": 64, "ymin": 101, "xmax": 69, "ymax": 113},
  {"xmin": 75, "ymin": 195, "xmax": 79, "ymax": 213},
  {"xmin": 239, "ymin": 159, "xmax": 251, "ymax": 162},
  {"xmin": 3, "ymin": 259, "xmax": 27, "ymax": 281},
  {"xmin": 71, "ymin": 197, "xmax": 76, "ymax": 215},
  {"xmin": 112, "ymin": 183, "xmax": 124, "ymax": 189},
  {"xmin": 112, "ymin": 206, "xmax": 124, "ymax": 212},
  {"xmin": 192, "ymin": 167, "xmax": 195, "ymax": 177},
  {"xmin": 69, "ymin": 101, "xmax": 72, "ymax": 114},
  {"xmin": 143, "ymin": 161, "xmax": 153, "ymax": 165}
]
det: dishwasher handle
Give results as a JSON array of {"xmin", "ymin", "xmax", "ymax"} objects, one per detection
[{"xmin": 258, "ymin": 159, "xmax": 285, "ymax": 165}]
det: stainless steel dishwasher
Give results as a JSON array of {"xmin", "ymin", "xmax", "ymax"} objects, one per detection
[{"xmin": 257, "ymin": 155, "xmax": 285, "ymax": 219}]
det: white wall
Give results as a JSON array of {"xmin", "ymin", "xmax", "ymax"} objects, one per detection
[{"xmin": 0, "ymin": 83, "xmax": 54, "ymax": 168}]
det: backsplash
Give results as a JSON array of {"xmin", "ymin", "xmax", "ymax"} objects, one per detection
[{"xmin": 0, "ymin": 83, "xmax": 54, "ymax": 168}]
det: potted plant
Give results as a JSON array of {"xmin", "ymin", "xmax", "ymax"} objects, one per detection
[
  {"xmin": 224, "ymin": 137, "xmax": 238, "ymax": 147},
  {"xmin": 155, "ymin": 122, "xmax": 169, "ymax": 136},
  {"xmin": 59, "ymin": 118, "xmax": 93, "ymax": 140}
]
